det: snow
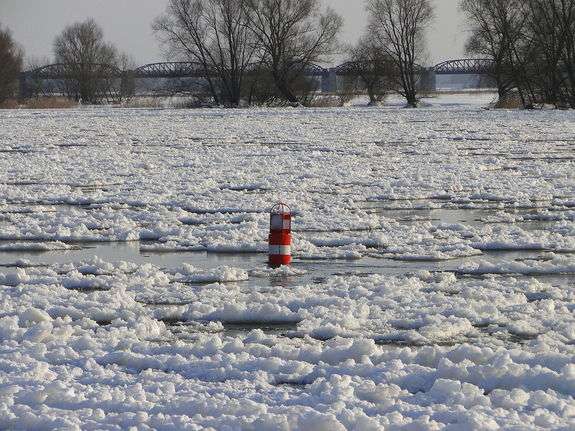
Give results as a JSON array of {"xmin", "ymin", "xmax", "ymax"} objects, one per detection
[
  {"xmin": 177, "ymin": 264, "xmax": 249, "ymax": 283},
  {"xmin": 0, "ymin": 241, "xmax": 75, "ymax": 251},
  {"xmin": 458, "ymin": 254, "xmax": 575, "ymax": 275},
  {"xmin": 0, "ymin": 97, "xmax": 574, "ymax": 429}
]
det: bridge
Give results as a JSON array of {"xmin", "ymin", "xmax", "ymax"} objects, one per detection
[
  {"xmin": 19, "ymin": 58, "xmax": 495, "ymax": 98},
  {"xmin": 431, "ymin": 59, "xmax": 494, "ymax": 75},
  {"xmin": 133, "ymin": 62, "xmax": 215, "ymax": 79}
]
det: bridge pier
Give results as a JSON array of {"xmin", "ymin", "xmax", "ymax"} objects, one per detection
[
  {"xmin": 320, "ymin": 70, "xmax": 337, "ymax": 93},
  {"xmin": 120, "ymin": 72, "xmax": 136, "ymax": 98},
  {"xmin": 418, "ymin": 68, "xmax": 437, "ymax": 93},
  {"xmin": 18, "ymin": 72, "xmax": 31, "ymax": 100}
]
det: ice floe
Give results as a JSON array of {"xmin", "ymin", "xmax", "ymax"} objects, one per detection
[{"xmin": 0, "ymin": 103, "xmax": 574, "ymax": 429}]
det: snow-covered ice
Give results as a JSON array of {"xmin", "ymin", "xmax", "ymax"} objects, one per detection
[{"xmin": 0, "ymin": 98, "xmax": 574, "ymax": 429}]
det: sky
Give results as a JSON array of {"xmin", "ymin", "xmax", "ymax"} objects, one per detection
[{"xmin": 0, "ymin": 0, "xmax": 468, "ymax": 68}]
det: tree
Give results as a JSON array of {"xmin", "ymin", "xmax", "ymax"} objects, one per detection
[
  {"xmin": 117, "ymin": 53, "xmax": 137, "ymax": 101},
  {"xmin": 519, "ymin": 0, "xmax": 575, "ymax": 108},
  {"xmin": 346, "ymin": 34, "xmax": 397, "ymax": 105},
  {"xmin": 461, "ymin": 0, "xmax": 575, "ymax": 109},
  {"xmin": 367, "ymin": 0, "xmax": 434, "ymax": 107},
  {"xmin": 154, "ymin": 0, "xmax": 256, "ymax": 107},
  {"xmin": 549, "ymin": 0, "xmax": 575, "ymax": 108},
  {"xmin": 244, "ymin": 0, "xmax": 343, "ymax": 106},
  {"xmin": 54, "ymin": 19, "xmax": 120, "ymax": 103},
  {"xmin": 0, "ymin": 25, "xmax": 23, "ymax": 103},
  {"xmin": 460, "ymin": 0, "xmax": 529, "ymax": 102},
  {"xmin": 524, "ymin": 0, "xmax": 565, "ymax": 106}
]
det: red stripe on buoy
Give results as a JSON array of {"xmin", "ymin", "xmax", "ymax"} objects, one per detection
[{"xmin": 269, "ymin": 203, "xmax": 292, "ymax": 267}]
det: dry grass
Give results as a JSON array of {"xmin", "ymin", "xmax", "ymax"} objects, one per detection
[
  {"xmin": 120, "ymin": 96, "xmax": 213, "ymax": 109},
  {"xmin": 307, "ymin": 95, "xmax": 342, "ymax": 108},
  {"xmin": 0, "ymin": 99, "xmax": 20, "ymax": 109},
  {"xmin": 120, "ymin": 98, "xmax": 165, "ymax": 108},
  {"xmin": 26, "ymin": 98, "xmax": 78, "ymax": 109},
  {"xmin": 0, "ymin": 97, "xmax": 78, "ymax": 109},
  {"xmin": 493, "ymin": 92, "xmax": 524, "ymax": 109}
]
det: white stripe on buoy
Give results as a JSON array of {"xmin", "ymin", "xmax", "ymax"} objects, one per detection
[{"xmin": 268, "ymin": 245, "xmax": 291, "ymax": 255}]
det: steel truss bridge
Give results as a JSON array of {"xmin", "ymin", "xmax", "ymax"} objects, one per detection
[
  {"xmin": 432, "ymin": 59, "xmax": 494, "ymax": 75},
  {"xmin": 133, "ymin": 62, "xmax": 214, "ymax": 79},
  {"xmin": 19, "ymin": 58, "xmax": 495, "ymax": 98},
  {"xmin": 25, "ymin": 63, "xmax": 123, "ymax": 80}
]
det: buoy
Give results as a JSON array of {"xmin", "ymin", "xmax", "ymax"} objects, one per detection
[{"xmin": 269, "ymin": 203, "xmax": 292, "ymax": 267}]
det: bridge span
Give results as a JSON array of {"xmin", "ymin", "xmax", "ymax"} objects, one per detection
[{"xmin": 19, "ymin": 58, "xmax": 495, "ymax": 98}]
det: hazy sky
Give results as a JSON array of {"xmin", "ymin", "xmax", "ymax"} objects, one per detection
[{"xmin": 0, "ymin": 0, "xmax": 468, "ymax": 67}]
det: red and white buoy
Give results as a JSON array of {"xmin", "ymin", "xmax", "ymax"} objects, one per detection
[{"xmin": 268, "ymin": 203, "xmax": 292, "ymax": 267}]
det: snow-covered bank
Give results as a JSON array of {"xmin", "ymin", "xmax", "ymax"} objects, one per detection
[{"xmin": 0, "ymin": 99, "xmax": 574, "ymax": 429}]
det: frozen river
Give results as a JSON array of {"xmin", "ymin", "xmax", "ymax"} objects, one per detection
[{"xmin": 1, "ymin": 95, "xmax": 574, "ymax": 429}]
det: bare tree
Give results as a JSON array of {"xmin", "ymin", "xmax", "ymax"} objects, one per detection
[
  {"xmin": 244, "ymin": 0, "xmax": 343, "ymax": 106},
  {"xmin": 461, "ymin": 0, "xmax": 575, "ymax": 109},
  {"xmin": 524, "ymin": 0, "xmax": 565, "ymax": 106},
  {"xmin": 154, "ymin": 0, "xmax": 256, "ymax": 107},
  {"xmin": 54, "ymin": 19, "xmax": 120, "ymax": 103},
  {"xmin": 553, "ymin": 0, "xmax": 575, "ymax": 107},
  {"xmin": 116, "ymin": 53, "xmax": 137, "ymax": 101},
  {"xmin": 0, "ymin": 25, "xmax": 23, "ymax": 103},
  {"xmin": 460, "ymin": 0, "xmax": 529, "ymax": 102},
  {"xmin": 346, "ymin": 34, "xmax": 397, "ymax": 105},
  {"xmin": 522, "ymin": 0, "xmax": 575, "ymax": 108},
  {"xmin": 367, "ymin": 0, "xmax": 434, "ymax": 107}
]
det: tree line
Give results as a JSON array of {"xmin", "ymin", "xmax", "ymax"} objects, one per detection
[
  {"xmin": 0, "ymin": 26, "xmax": 23, "ymax": 103},
  {"xmin": 461, "ymin": 0, "xmax": 575, "ymax": 108},
  {"xmin": 2, "ymin": 0, "xmax": 574, "ymax": 108},
  {"xmin": 152, "ymin": 0, "xmax": 342, "ymax": 106},
  {"xmin": 1, "ymin": 0, "xmax": 436, "ymax": 107},
  {"xmin": 149, "ymin": 0, "xmax": 434, "ymax": 107}
]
